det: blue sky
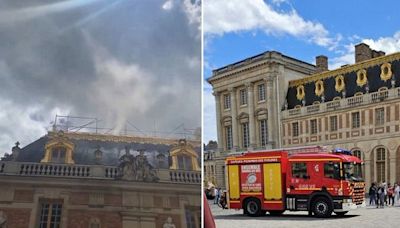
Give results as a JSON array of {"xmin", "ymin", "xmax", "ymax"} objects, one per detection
[{"xmin": 203, "ymin": 0, "xmax": 400, "ymax": 144}]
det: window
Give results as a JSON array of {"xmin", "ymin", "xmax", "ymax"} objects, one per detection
[
  {"xmin": 353, "ymin": 150, "xmax": 362, "ymax": 159},
  {"xmin": 225, "ymin": 126, "xmax": 232, "ymax": 150},
  {"xmin": 324, "ymin": 162, "xmax": 340, "ymax": 179},
  {"xmin": 352, "ymin": 112, "xmax": 360, "ymax": 128},
  {"xmin": 376, "ymin": 148, "xmax": 386, "ymax": 183},
  {"xmin": 259, "ymin": 119, "xmax": 268, "ymax": 147},
  {"xmin": 258, "ymin": 84, "xmax": 265, "ymax": 101},
  {"xmin": 292, "ymin": 122, "xmax": 299, "ymax": 137},
  {"xmin": 51, "ymin": 147, "xmax": 66, "ymax": 163},
  {"xmin": 330, "ymin": 116, "xmax": 337, "ymax": 131},
  {"xmin": 185, "ymin": 208, "xmax": 199, "ymax": 228},
  {"xmin": 239, "ymin": 89, "xmax": 247, "ymax": 105},
  {"xmin": 375, "ymin": 108, "xmax": 385, "ymax": 125},
  {"xmin": 310, "ymin": 119, "xmax": 318, "ymax": 134},
  {"xmin": 38, "ymin": 200, "xmax": 62, "ymax": 228},
  {"xmin": 242, "ymin": 122, "xmax": 249, "ymax": 148},
  {"xmin": 223, "ymin": 94, "xmax": 231, "ymax": 109},
  {"xmin": 291, "ymin": 163, "xmax": 308, "ymax": 178},
  {"xmin": 178, "ymin": 155, "xmax": 193, "ymax": 170}
]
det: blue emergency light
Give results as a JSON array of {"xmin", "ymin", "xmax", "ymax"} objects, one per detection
[{"xmin": 332, "ymin": 148, "xmax": 352, "ymax": 155}]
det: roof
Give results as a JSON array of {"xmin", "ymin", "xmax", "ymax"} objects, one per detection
[
  {"xmin": 13, "ymin": 131, "xmax": 201, "ymax": 167},
  {"xmin": 285, "ymin": 52, "xmax": 400, "ymax": 109},
  {"xmin": 208, "ymin": 51, "xmax": 316, "ymax": 84}
]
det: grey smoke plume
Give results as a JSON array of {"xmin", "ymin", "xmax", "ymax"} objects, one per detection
[{"xmin": 0, "ymin": 0, "xmax": 201, "ymax": 155}]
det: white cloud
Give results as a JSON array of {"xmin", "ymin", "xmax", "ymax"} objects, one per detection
[
  {"xmin": 204, "ymin": 0, "xmax": 338, "ymax": 48},
  {"xmin": 330, "ymin": 31, "xmax": 400, "ymax": 70},
  {"xmin": 203, "ymin": 83, "xmax": 217, "ymax": 144},
  {"xmin": 362, "ymin": 31, "xmax": 400, "ymax": 54},
  {"xmin": 0, "ymin": 99, "xmax": 70, "ymax": 155},
  {"xmin": 162, "ymin": 0, "xmax": 173, "ymax": 10}
]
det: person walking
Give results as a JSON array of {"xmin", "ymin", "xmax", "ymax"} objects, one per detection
[
  {"xmin": 369, "ymin": 182, "xmax": 377, "ymax": 206},
  {"xmin": 387, "ymin": 183, "xmax": 394, "ymax": 206},
  {"xmin": 214, "ymin": 188, "xmax": 220, "ymax": 204},
  {"xmin": 382, "ymin": 181, "xmax": 388, "ymax": 205},
  {"xmin": 395, "ymin": 183, "xmax": 400, "ymax": 206},
  {"xmin": 377, "ymin": 183, "xmax": 385, "ymax": 208}
]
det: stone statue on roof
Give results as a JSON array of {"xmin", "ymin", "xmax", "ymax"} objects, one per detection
[
  {"xmin": 119, "ymin": 148, "xmax": 158, "ymax": 182},
  {"xmin": 119, "ymin": 146, "xmax": 135, "ymax": 181}
]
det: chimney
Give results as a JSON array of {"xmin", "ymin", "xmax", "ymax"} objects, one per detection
[
  {"xmin": 372, "ymin": 50, "xmax": 385, "ymax": 58},
  {"xmin": 315, "ymin": 55, "xmax": 328, "ymax": 73},
  {"xmin": 355, "ymin": 43, "xmax": 372, "ymax": 63}
]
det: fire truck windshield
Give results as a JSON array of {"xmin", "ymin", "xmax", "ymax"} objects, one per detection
[{"xmin": 343, "ymin": 162, "xmax": 363, "ymax": 181}]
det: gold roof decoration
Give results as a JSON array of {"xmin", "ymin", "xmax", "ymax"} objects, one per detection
[
  {"xmin": 380, "ymin": 63, "xmax": 392, "ymax": 81},
  {"xmin": 288, "ymin": 52, "xmax": 400, "ymax": 87},
  {"xmin": 335, "ymin": 75, "xmax": 345, "ymax": 92},
  {"xmin": 296, "ymin": 85, "xmax": 305, "ymax": 101},
  {"xmin": 356, "ymin": 69, "xmax": 367, "ymax": 87},
  {"xmin": 314, "ymin": 80, "xmax": 324, "ymax": 97}
]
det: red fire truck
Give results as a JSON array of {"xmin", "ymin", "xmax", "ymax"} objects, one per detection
[{"xmin": 225, "ymin": 146, "xmax": 365, "ymax": 217}]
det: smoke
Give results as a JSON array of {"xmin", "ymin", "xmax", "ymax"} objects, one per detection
[{"xmin": 0, "ymin": 0, "xmax": 201, "ymax": 155}]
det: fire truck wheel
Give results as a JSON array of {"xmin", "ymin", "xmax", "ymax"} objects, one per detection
[
  {"xmin": 334, "ymin": 211, "xmax": 348, "ymax": 216},
  {"xmin": 312, "ymin": 197, "xmax": 333, "ymax": 218},
  {"xmin": 244, "ymin": 198, "xmax": 262, "ymax": 217}
]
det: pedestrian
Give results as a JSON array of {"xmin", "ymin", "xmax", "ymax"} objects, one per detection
[
  {"xmin": 395, "ymin": 183, "xmax": 400, "ymax": 206},
  {"xmin": 214, "ymin": 187, "xmax": 219, "ymax": 204},
  {"xmin": 369, "ymin": 182, "xmax": 377, "ymax": 206},
  {"xmin": 387, "ymin": 183, "xmax": 394, "ymax": 206},
  {"xmin": 377, "ymin": 183, "xmax": 385, "ymax": 208},
  {"xmin": 382, "ymin": 181, "xmax": 387, "ymax": 205}
]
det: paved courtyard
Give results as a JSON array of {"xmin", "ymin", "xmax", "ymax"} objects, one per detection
[{"xmin": 209, "ymin": 200, "xmax": 400, "ymax": 228}]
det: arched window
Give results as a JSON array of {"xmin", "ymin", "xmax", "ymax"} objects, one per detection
[
  {"xmin": 353, "ymin": 150, "xmax": 362, "ymax": 160},
  {"xmin": 376, "ymin": 148, "xmax": 386, "ymax": 183}
]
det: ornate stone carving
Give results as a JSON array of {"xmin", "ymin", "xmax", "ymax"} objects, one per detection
[
  {"xmin": 163, "ymin": 217, "xmax": 176, "ymax": 228},
  {"xmin": 119, "ymin": 147, "xmax": 159, "ymax": 182}
]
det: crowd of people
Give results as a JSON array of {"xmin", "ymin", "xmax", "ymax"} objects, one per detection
[{"xmin": 368, "ymin": 181, "xmax": 400, "ymax": 208}]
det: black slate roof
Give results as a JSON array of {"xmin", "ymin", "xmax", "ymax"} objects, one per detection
[
  {"xmin": 285, "ymin": 53, "xmax": 400, "ymax": 109},
  {"xmin": 13, "ymin": 132, "xmax": 201, "ymax": 167}
]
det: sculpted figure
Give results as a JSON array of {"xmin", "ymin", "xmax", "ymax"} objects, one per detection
[{"xmin": 163, "ymin": 217, "xmax": 175, "ymax": 228}]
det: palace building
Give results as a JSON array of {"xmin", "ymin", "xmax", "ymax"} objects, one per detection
[
  {"xmin": 206, "ymin": 43, "xmax": 400, "ymax": 189},
  {"xmin": 0, "ymin": 130, "xmax": 201, "ymax": 228}
]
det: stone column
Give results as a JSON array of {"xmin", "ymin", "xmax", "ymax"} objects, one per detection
[
  {"xmin": 265, "ymin": 77, "xmax": 275, "ymax": 148},
  {"xmin": 246, "ymin": 82, "xmax": 256, "ymax": 150},
  {"xmin": 213, "ymin": 91, "xmax": 224, "ymax": 152},
  {"xmin": 229, "ymin": 87, "xmax": 239, "ymax": 151}
]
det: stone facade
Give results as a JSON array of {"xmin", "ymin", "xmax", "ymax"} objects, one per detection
[
  {"xmin": 206, "ymin": 43, "xmax": 400, "ymax": 191},
  {"xmin": 206, "ymin": 51, "xmax": 316, "ymax": 188},
  {"xmin": 0, "ymin": 131, "xmax": 201, "ymax": 228}
]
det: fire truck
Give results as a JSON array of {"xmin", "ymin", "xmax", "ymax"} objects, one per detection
[{"xmin": 225, "ymin": 146, "xmax": 365, "ymax": 218}]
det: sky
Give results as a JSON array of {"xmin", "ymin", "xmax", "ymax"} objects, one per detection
[
  {"xmin": 203, "ymin": 0, "xmax": 400, "ymax": 145},
  {"xmin": 0, "ymin": 0, "xmax": 201, "ymax": 155}
]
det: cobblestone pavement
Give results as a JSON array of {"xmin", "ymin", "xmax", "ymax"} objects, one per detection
[{"xmin": 209, "ymin": 200, "xmax": 400, "ymax": 228}]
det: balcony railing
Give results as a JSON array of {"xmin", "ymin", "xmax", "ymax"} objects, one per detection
[
  {"xmin": 0, "ymin": 161, "xmax": 200, "ymax": 185},
  {"xmin": 283, "ymin": 87, "xmax": 400, "ymax": 119}
]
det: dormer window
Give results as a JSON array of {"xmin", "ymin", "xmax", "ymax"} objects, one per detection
[
  {"xmin": 51, "ymin": 147, "xmax": 66, "ymax": 163},
  {"xmin": 178, "ymin": 155, "xmax": 193, "ymax": 170}
]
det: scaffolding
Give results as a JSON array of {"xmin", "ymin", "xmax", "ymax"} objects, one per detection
[{"xmin": 52, "ymin": 115, "xmax": 199, "ymax": 140}]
